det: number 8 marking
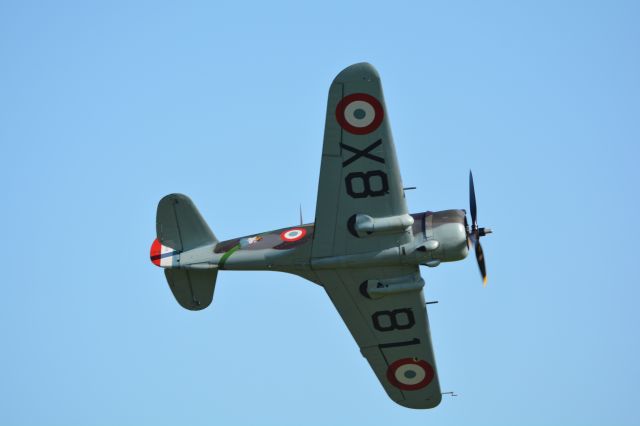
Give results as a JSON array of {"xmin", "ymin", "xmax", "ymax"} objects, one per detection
[
  {"xmin": 372, "ymin": 308, "xmax": 415, "ymax": 332},
  {"xmin": 345, "ymin": 170, "xmax": 389, "ymax": 198}
]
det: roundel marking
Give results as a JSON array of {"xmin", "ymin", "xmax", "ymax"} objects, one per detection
[
  {"xmin": 386, "ymin": 358, "xmax": 435, "ymax": 391},
  {"xmin": 335, "ymin": 93, "xmax": 384, "ymax": 135},
  {"xmin": 279, "ymin": 228, "xmax": 307, "ymax": 242}
]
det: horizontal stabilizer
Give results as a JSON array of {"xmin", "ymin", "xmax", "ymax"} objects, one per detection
[
  {"xmin": 165, "ymin": 269, "xmax": 217, "ymax": 311},
  {"xmin": 157, "ymin": 194, "xmax": 217, "ymax": 251}
]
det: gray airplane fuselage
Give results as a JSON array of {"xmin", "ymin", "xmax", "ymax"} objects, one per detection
[{"xmin": 169, "ymin": 209, "xmax": 469, "ymax": 280}]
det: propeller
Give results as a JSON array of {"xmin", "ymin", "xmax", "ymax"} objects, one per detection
[{"xmin": 468, "ymin": 171, "xmax": 492, "ymax": 286}]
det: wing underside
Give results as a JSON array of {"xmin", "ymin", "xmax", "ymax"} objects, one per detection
[
  {"xmin": 311, "ymin": 63, "xmax": 441, "ymax": 408},
  {"xmin": 315, "ymin": 267, "xmax": 442, "ymax": 409},
  {"xmin": 312, "ymin": 62, "xmax": 411, "ymax": 259}
]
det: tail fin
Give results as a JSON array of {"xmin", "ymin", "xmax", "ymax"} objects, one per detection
[{"xmin": 152, "ymin": 193, "xmax": 219, "ymax": 311}]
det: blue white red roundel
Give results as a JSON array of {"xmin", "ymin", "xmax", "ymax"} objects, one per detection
[
  {"xmin": 335, "ymin": 93, "xmax": 384, "ymax": 135},
  {"xmin": 386, "ymin": 358, "xmax": 434, "ymax": 391},
  {"xmin": 280, "ymin": 228, "xmax": 307, "ymax": 242}
]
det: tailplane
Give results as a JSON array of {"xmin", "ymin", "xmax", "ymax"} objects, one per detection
[
  {"xmin": 156, "ymin": 193, "xmax": 217, "ymax": 251},
  {"xmin": 150, "ymin": 193, "xmax": 218, "ymax": 310},
  {"xmin": 164, "ymin": 269, "xmax": 218, "ymax": 311}
]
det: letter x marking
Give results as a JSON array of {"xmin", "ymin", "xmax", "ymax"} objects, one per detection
[{"xmin": 340, "ymin": 139, "xmax": 385, "ymax": 167}]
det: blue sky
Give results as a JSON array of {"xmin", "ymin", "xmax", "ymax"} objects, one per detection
[{"xmin": 2, "ymin": 1, "xmax": 639, "ymax": 425}]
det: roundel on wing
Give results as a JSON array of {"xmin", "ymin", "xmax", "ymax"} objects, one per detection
[
  {"xmin": 335, "ymin": 93, "xmax": 384, "ymax": 135},
  {"xmin": 386, "ymin": 358, "xmax": 435, "ymax": 391},
  {"xmin": 279, "ymin": 228, "xmax": 307, "ymax": 242}
]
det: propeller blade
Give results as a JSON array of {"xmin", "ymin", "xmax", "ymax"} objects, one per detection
[
  {"xmin": 474, "ymin": 238, "xmax": 488, "ymax": 286},
  {"xmin": 469, "ymin": 170, "xmax": 477, "ymax": 229},
  {"xmin": 468, "ymin": 171, "xmax": 490, "ymax": 286}
]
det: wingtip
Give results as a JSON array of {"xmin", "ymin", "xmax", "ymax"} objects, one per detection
[{"xmin": 333, "ymin": 62, "xmax": 380, "ymax": 84}]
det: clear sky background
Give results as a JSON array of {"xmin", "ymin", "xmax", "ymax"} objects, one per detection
[{"xmin": 2, "ymin": 1, "xmax": 639, "ymax": 425}]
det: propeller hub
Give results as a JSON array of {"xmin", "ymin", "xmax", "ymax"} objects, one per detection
[{"xmin": 479, "ymin": 227, "xmax": 492, "ymax": 236}]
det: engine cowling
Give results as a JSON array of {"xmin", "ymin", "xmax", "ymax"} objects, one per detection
[{"xmin": 420, "ymin": 209, "xmax": 469, "ymax": 264}]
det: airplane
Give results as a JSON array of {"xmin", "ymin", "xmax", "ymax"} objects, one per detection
[{"xmin": 149, "ymin": 62, "xmax": 492, "ymax": 409}]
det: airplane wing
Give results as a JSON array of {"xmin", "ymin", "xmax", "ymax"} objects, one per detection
[
  {"xmin": 312, "ymin": 62, "xmax": 411, "ymax": 259},
  {"xmin": 311, "ymin": 63, "xmax": 441, "ymax": 408},
  {"xmin": 315, "ymin": 267, "xmax": 442, "ymax": 409}
]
